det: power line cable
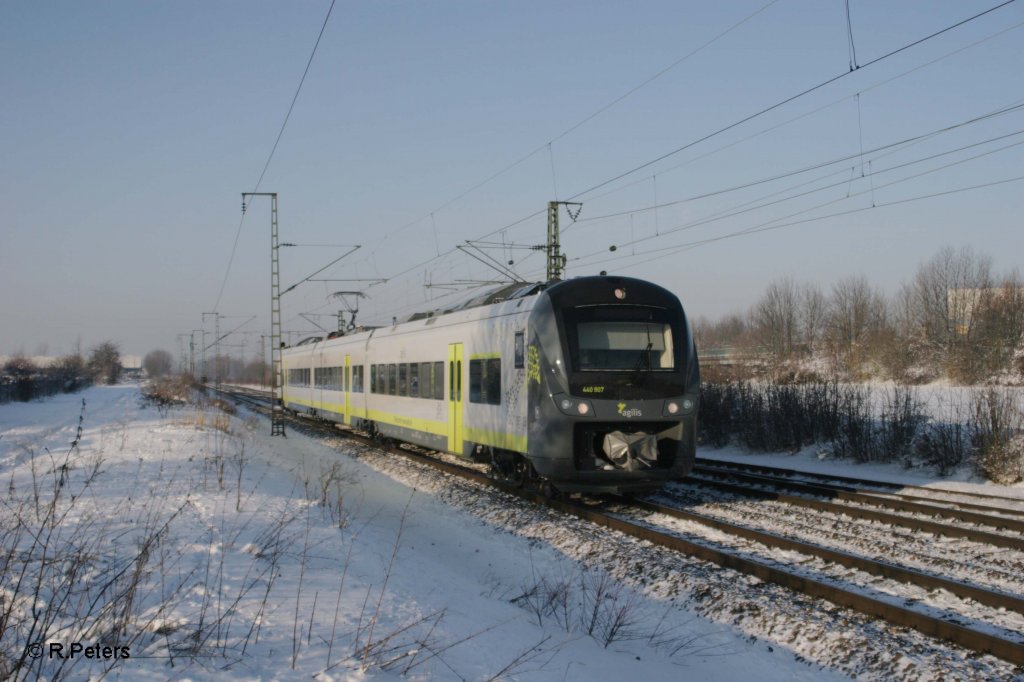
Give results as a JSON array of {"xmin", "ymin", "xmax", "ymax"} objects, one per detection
[
  {"xmin": 574, "ymin": 130, "xmax": 1024, "ymax": 265},
  {"xmin": 513, "ymin": 169, "xmax": 1024, "ymax": 283},
  {"xmin": 573, "ymin": 139, "xmax": 1024, "ymax": 270},
  {"xmin": 211, "ymin": 0, "xmax": 337, "ymax": 312},
  {"xmin": 333, "ymin": 2, "xmax": 1020, "ymax": 321},
  {"xmin": 585, "ymin": 17, "xmax": 1024, "ymax": 208},
  {"xmin": 573, "ymin": 100, "xmax": 1024, "ymax": 224},
  {"xmin": 566, "ymin": 0, "xmax": 1018, "ymax": 201},
  {"xmin": 433, "ymin": 13, "xmax": 1024, "ymax": 284},
  {"xmin": 560, "ymin": 15, "xmax": 1024, "ymax": 212},
  {"xmin": 621, "ymin": 174, "xmax": 1024, "ymax": 268},
  {"xmin": 346, "ymin": 0, "xmax": 781, "ymax": 271}
]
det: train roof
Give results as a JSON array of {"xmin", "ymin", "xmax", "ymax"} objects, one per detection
[
  {"xmin": 282, "ymin": 281, "xmax": 548, "ymax": 350},
  {"xmin": 404, "ymin": 281, "xmax": 547, "ymax": 322}
]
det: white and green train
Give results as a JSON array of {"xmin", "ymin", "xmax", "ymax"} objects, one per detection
[{"xmin": 281, "ymin": 275, "xmax": 699, "ymax": 494}]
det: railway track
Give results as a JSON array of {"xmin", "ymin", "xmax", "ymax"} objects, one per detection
[
  {"xmin": 681, "ymin": 468, "xmax": 1024, "ymax": 552},
  {"xmin": 215, "ymin": 385, "xmax": 1024, "ymax": 669},
  {"xmin": 693, "ymin": 460, "xmax": 1024, "ymax": 531}
]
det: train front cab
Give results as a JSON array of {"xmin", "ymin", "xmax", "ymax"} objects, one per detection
[{"xmin": 526, "ymin": 276, "xmax": 699, "ymax": 494}]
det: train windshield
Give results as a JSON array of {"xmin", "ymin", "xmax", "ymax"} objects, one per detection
[{"xmin": 567, "ymin": 303, "xmax": 677, "ymax": 371}]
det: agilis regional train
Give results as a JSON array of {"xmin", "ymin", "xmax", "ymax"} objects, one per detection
[{"xmin": 281, "ymin": 275, "xmax": 699, "ymax": 494}]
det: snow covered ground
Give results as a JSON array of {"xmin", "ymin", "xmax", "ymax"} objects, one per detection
[{"xmin": 1, "ymin": 385, "xmax": 1020, "ymax": 680}]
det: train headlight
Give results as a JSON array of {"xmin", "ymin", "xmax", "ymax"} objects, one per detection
[
  {"xmin": 664, "ymin": 398, "xmax": 696, "ymax": 416},
  {"xmin": 554, "ymin": 394, "xmax": 595, "ymax": 417}
]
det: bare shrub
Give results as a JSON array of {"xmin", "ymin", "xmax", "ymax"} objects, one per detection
[
  {"xmin": 509, "ymin": 566, "xmax": 645, "ymax": 649},
  {"xmin": 49, "ymin": 353, "xmax": 88, "ymax": 393},
  {"xmin": 877, "ymin": 385, "xmax": 926, "ymax": 462},
  {"xmin": 143, "ymin": 349, "xmax": 173, "ymax": 378},
  {"xmin": 915, "ymin": 421, "xmax": 970, "ymax": 476},
  {"xmin": 971, "ymin": 388, "xmax": 1024, "ymax": 484},
  {"xmin": 211, "ymin": 397, "xmax": 237, "ymax": 416},
  {"xmin": 141, "ymin": 375, "xmax": 199, "ymax": 410},
  {"xmin": 87, "ymin": 341, "xmax": 122, "ymax": 385},
  {"xmin": 0, "ymin": 403, "xmax": 193, "ymax": 680},
  {"xmin": 698, "ymin": 381, "xmax": 734, "ymax": 447},
  {"xmin": 3, "ymin": 355, "xmax": 37, "ymax": 402},
  {"xmin": 830, "ymin": 385, "xmax": 876, "ymax": 462},
  {"xmin": 700, "ymin": 380, "xmax": 844, "ymax": 451}
]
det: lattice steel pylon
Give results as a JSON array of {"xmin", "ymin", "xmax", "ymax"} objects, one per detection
[
  {"xmin": 243, "ymin": 192, "xmax": 286, "ymax": 436},
  {"xmin": 546, "ymin": 201, "xmax": 581, "ymax": 281}
]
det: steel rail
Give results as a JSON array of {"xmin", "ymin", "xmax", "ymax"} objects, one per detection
[
  {"xmin": 217, "ymin": 387, "xmax": 1024, "ymax": 667},
  {"xmin": 616, "ymin": 495, "xmax": 1024, "ymax": 616},
  {"xmin": 680, "ymin": 475, "xmax": 1024, "ymax": 552},
  {"xmin": 696, "ymin": 457, "xmax": 1024, "ymax": 506},
  {"xmin": 692, "ymin": 464, "xmax": 1024, "ymax": 534}
]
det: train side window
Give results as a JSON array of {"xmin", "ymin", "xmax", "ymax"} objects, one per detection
[
  {"xmin": 485, "ymin": 358, "xmax": 501, "ymax": 404},
  {"xmin": 433, "ymin": 361, "xmax": 444, "ymax": 400},
  {"xmin": 409, "ymin": 363, "xmax": 419, "ymax": 397},
  {"xmin": 514, "ymin": 332, "xmax": 524, "ymax": 368},
  {"xmin": 418, "ymin": 362, "xmax": 430, "ymax": 399},
  {"xmin": 388, "ymin": 364, "xmax": 397, "ymax": 396},
  {"xmin": 469, "ymin": 360, "xmax": 483, "ymax": 403},
  {"xmin": 352, "ymin": 366, "xmax": 363, "ymax": 393},
  {"xmin": 370, "ymin": 364, "xmax": 377, "ymax": 393},
  {"xmin": 469, "ymin": 358, "xmax": 501, "ymax": 405},
  {"xmin": 398, "ymin": 364, "xmax": 408, "ymax": 396}
]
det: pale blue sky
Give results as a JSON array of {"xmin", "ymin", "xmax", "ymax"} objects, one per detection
[{"xmin": 2, "ymin": 1, "xmax": 1022, "ymax": 358}]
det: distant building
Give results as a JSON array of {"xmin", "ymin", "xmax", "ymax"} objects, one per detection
[
  {"xmin": 947, "ymin": 287, "xmax": 1024, "ymax": 335},
  {"xmin": 120, "ymin": 355, "xmax": 142, "ymax": 371}
]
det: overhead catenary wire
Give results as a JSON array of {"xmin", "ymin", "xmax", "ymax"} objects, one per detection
[
  {"xmin": 571, "ymin": 100, "xmax": 1024, "ymax": 226},
  {"xmin": 384, "ymin": 5, "xmax": 1023, "ymax": 296},
  {"xmin": 565, "ymin": 0, "xmax": 1019, "ymax": 202},
  {"xmin": 557, "ymin": 15, "xmax": 1024, "ymax": 213},
  {"xmin": 343, "ymin": 0, "xmax": 783, "ymax": 275},
  {"xmin": 572, "ymin": 133, "xmax": 1024, "ymax": 269},
  {"xmin": 506, "ymin": 169, "xmax": 1024, "ymax": 284},
  {"xmin": 307, "ymin": 3, "xmax": 1020, "ymax": 327},
  {"xmin": 617, "ymin": 174, "xmax": 1024, "ymax": 270},
  {"xmin": 570, "ymin": 141, "xmax": 1024, "ymax": 272},
  {"xmin": 211, "ymin": 0, "xmax": 337, "ymax": 313}
]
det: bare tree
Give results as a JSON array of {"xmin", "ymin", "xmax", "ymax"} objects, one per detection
[
  {"xmin": 143, "ymin": 349, "xmax": 173, "ymax": 378},
  {"xmin": 971, "ymin": 270, "xmax": 1024, "ymax": 379},
  {"xmin": 88, "ymin": 341, "xmax": 122, "ymax": 385},
  {"xmin": 798, "ymin": 282, "xmax": 828, "ymax": 356},
  {"xmin": 752, "ymin": 277, "xmax": 799, "ymax": 358},
  {"xmin": 826, "ymin": 276, "xmax": 888, "ymax": 373},
  {"xmin": 909, "ymin": 246, "xmax": 993, "ymax": 377},
  {"xmin": 693, "ymin": 313, "xmax": 748, "ymax": 351}
]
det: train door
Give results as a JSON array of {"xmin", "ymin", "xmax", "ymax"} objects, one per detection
[
  {"xmin": 447, "ymin": 343, "xmax": 464, "ymax": 454},
  {"xmin": 344, "ymin": 354, "xmax": 351, "ymax": 425}
]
